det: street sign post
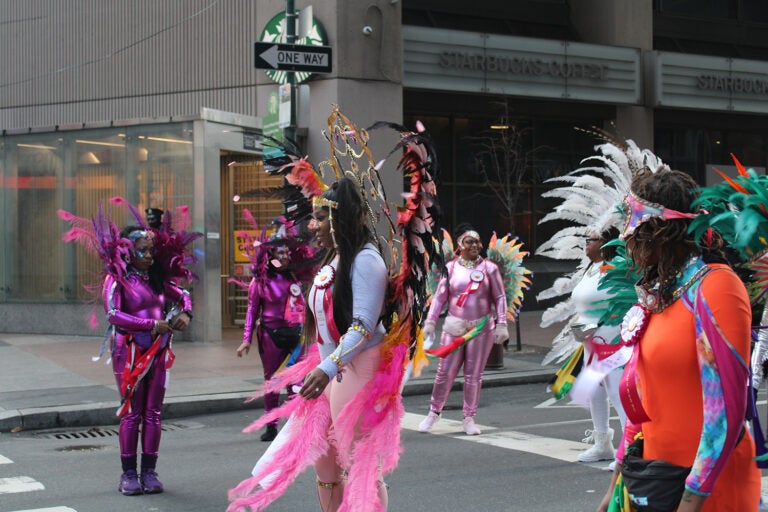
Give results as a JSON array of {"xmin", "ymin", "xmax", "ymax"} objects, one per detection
[{"xmin": 254, "ymin": 42, "xmax": 332, "ymax": 73}]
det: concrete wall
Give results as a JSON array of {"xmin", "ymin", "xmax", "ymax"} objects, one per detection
[
  {"xmin": 1, "ymin": 0, "xmax": 261, "ymax": 128},
  {"xmin": 570, "ymin": 0, "xmax": 654, "ymax": 149}
]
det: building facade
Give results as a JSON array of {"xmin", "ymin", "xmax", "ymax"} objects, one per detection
[{"xmin": 3, "ymin": 0, "xmax": 768, "ymax": 339}]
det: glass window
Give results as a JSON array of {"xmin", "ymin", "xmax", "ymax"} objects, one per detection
[
  {"xmin": 1, "ymin": 122, "xmax": 195, "ymax": 304},
  {"xmin": 656, "ymin": 0, "xmax": 736, "ymax": 19},
  {"xmin": 3, "ymin": 138, "xmax": 66, "ymax": 300},
  {"xmin": 743, "ymin": 0, "xmax": 768, "ymax": 23}
]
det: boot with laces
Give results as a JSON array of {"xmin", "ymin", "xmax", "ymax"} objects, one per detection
[
  {"xmin": 462, "ymin": 416, "xmax": 481, "ymax": 436},
  {"xmin": 418, "ymin": 411, "xmax": 440, "ymax": 432},
  {"xmin": 578, "ymin": 428, "xmax": 615, "ymax": 462}
]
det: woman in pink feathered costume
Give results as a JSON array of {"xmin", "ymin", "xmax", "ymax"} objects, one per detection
[{"xmin": 228, "ymin": 178, "xmax": 399, "ymax": 512}]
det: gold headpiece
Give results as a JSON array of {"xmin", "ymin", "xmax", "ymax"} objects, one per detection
[{"xmin": 312, "ymin": 196, "xmax": 339, "ymax": 209}]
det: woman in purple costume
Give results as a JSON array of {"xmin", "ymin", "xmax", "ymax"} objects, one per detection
[
  {"xmin": 417, "ymin": 224, "xmax": 508, "ymax": 435},
  {"xmin": 103, "ymin": 226, "xmax": 192, "ymax": 496},
  {"xmin": 236, "ymin": 244, "xmax": 305, "ymax": 442}
]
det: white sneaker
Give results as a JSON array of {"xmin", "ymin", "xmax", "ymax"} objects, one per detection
[
  {"xmin": 462, "ymin": 416, "xmax": 481, "ymax": 436},
  {"xmin": 607, "ymin": 460, "xmax": 617, "ymax": 471},
  {"xmin": 418, "ymin": 411, "xmax": 440, "ymax": 432}
]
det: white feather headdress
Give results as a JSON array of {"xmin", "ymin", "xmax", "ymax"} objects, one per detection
[{"xmin": 537, "ymin": 131, "xmax": 668, "ymax": 365}]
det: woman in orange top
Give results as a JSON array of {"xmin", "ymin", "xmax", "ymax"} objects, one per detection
[{"xmin": 597, "ymin": 169, "xmax": 760, "ymax": 512}]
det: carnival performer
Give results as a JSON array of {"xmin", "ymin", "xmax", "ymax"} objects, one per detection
[
  {"xmin": 228, "ymin": 108, "xmax": 443, "ymax": 512},
  {"xmin": 536, "ymin": 133, "xmax": 655, "ymax": 466},
  {"xmin": 417, "ymin": 223, "xmax": 508, "ymax": 436},
  {"xmin": 235, "ymin": 219, "xmax": 307, "ymax": 442},
  {"xmin": 597, "ymin": 169, "xmax": 760, "ymax": 512},
  {"xmin": 59, "ymin": 199, "xmax": 200, "ymax": 497},
  {"xmin": 105, "ymin": 226, "xmax": 192, "ymax": 496},
  {"xmin": 568, "ymin": 226, "xmax": 627, "ymax": 464}
]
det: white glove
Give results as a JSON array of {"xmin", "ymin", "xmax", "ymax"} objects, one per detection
[
  {"xmin": 494, "ymin": 323, "xmax": 508, "ymax": 345},
  {"xmin": 422, "ymin": 321, "xmax": 436, "ymax": 350}
]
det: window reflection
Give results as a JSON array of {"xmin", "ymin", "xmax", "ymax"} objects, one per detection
[{"xmin": 0, "ymin": 122, "xmax": 194, "ymax": 303}]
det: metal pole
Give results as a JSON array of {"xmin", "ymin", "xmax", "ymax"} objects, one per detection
[{"xmin": 284, "ymin": 0, "xmax": 297, "ymax": 144}]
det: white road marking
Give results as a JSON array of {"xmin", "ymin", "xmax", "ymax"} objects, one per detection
[
  {"xmin": 402, "ymin": 412, "xmax": 599, "ymax": 464},
  {"xmin": 0, "ymin": 476, "xmax": 45, "ymax": 494},
  {"xmin": 8, "ymin": 508, "xmax": 77, "ymax": 512},
  {"xmin": 0, "ymin": 454, "xmax": 13, "ymax": 464},
  {"xmin": 535, "ymin": 397, "xmax": 586, "ymax": 408}
]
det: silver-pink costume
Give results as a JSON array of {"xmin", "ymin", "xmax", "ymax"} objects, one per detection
[
  {"xmin": 103, "ymin": 271, "xmax": 191, "ymax": 460},
  {"xmin": 242, "ymin": 270, "xmax": 305, "ymax": 427},
  {"xmin": 425, "ymin": 257, "xmax": 507, "ymax": 418}
]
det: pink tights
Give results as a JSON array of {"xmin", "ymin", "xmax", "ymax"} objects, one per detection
[{"xmin": 313, "ymin": 345, "xmax": 388, "ymax": 511}]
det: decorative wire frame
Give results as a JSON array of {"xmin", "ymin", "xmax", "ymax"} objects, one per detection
[{"xmin": 316, "ymin": 105, "xmax": 397, "ymax": 259}]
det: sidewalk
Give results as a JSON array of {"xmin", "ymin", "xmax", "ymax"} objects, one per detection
[{"xmin": 0, "ymin": 310, "xmax": 562, "ymax": 433}]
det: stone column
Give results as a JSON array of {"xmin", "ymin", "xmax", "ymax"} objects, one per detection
[{"xmin": 570, "ymin": 0, "xmax": 654, "ymax": 149}]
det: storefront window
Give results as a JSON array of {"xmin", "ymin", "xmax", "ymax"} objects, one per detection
[
  {"xmin": 1, "ymin": 137, "xmax": 65, "ymax": 300},
  {"xmin": 656, "ymin": 0, "xmax": 736, "ymax": 19},
  {"xmin": 404, "ymin": 112, "xmax": 599, "ymax": 250},
  {"xmin": 655, "ymin": 125, "xmax": 768, "ymax": 184},
  {"xmin": 0, "ymin": 122, "xmax": 194, "ymax": 303}
]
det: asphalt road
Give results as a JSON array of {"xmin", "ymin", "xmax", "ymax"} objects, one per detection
[{"xmin": 2, "ymin": 383, "xmax": 763, "ymax": 512}]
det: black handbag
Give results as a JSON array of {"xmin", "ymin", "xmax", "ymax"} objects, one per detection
[
  {"xmin": 263, "ymin": 326, "xmax": 301, "ymax": 351},
  {"xmin": 621, "ymin": 437, "xmax": 690, "ymax": 512}
]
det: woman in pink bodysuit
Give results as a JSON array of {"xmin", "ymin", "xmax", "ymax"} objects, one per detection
[
  {"xmin": 417, "ymin": 224, "xmax": 508, "ymax": 435},
  {"xmin": 103, "ymin": 226, "xmax": 192, "ymax": 496}
]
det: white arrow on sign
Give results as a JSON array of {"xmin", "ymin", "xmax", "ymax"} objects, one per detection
[
  {"xmin": 260, "ymin": 45, "xmax": 280, "ymax": 68},
  {"xmin": 258, "ymin": 45, "xmax": 329, "ymax": 69}
]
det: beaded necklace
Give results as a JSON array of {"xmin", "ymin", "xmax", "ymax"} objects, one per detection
[
  {"xmin": 458, "ymin": 256, "xmax": 481, "ymax": 269},
  {"xmin": 635, "ymin": 256, "xmax": 709, "ymax": 313}
]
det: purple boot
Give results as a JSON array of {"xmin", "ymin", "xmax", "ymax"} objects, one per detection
[
  {"xmin": 140, "ymin": 469, "xmax": 164, "ymax": 494},
  {"xmin": 118, "ymin": 469, "xmax": 143, "ymax": 496}
]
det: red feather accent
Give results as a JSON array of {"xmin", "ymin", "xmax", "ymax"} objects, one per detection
[
  {"xmin": 285, "ymin": 158, "xmax": 328, "ymax": 199},
  {"xmin": 730, "ymin": 152, "xmax": 748, "ymax": 176},
  {"xmin": 714, "ymin": 167, "xmax": 748, "ymax": 194}
]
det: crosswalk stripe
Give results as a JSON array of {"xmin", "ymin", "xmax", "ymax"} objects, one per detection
[
  {"xmin": 0, "ymin": 454, "xmax": 13, "ymax": 464},
  {"xmin": 402, "ymin": 412, "xmax": 591, "ymax": 464},
  {"xmin": 7, "ymin": 508, "xmax": 77, "ymax": 512},
  {"xmin": 0, "ymin": 476, "xmax": 45, "ymax": 494}
]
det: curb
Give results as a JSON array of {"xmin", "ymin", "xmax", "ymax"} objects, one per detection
[{"xmin": 0, "ymin": 371, "xmax": 554, "ymax": 433}]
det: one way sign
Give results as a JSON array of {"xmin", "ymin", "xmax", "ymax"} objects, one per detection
[{"xmin": 254, "ymin": 42, "xmax": 332, "ymax": 74}]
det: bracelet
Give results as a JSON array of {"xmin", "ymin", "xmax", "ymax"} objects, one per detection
[
  {"xmin": 151, "ymin": 320, "xmax": 159, "ymax": 334},
  {"xmin": 329, "ymin": 353, "xmax": 344, "ymax": 373},
  {"xmin": 349, "ymin": 321, "xmax": 372, "ymax": 340},
  {"xmin": 183, "ymin": 310, "xmax": 193, "ymax": 320}
]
